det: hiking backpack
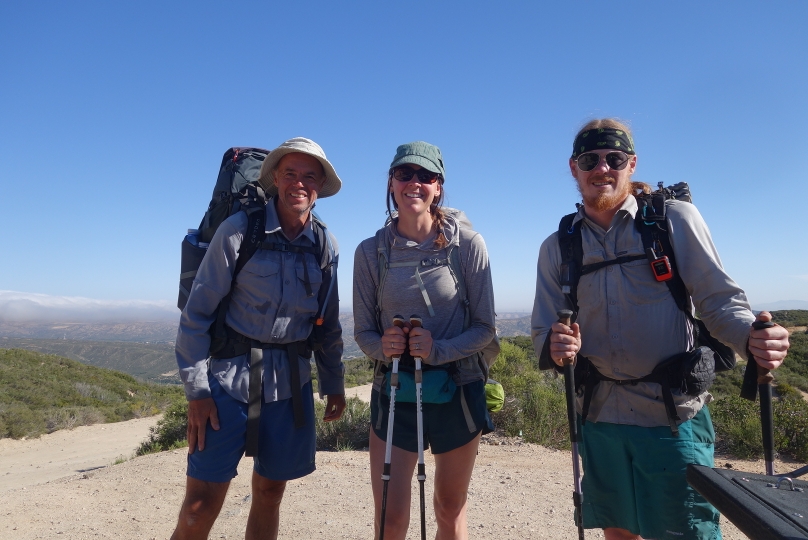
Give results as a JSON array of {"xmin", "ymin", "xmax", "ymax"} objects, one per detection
[
  {"xmin": 177, "ymin": 147, "xmax": 336, "ymax": 355},
  {"xmin": 554, "ymin": 182, "xmax": 737, "ymax": 435}
]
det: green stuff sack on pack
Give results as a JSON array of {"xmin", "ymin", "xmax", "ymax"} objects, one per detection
[{"xmin": 485, "ymin": 379, "xmax": 504, "ymax": 413}]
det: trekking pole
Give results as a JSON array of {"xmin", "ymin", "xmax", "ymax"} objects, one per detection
[
  {"xmin": 409, "ymin": 315, "xmax": 427, "ymax": 540},
  {"xmin": 379, "ymin": 315, "xmax": 406, "ymax": 540},
  {"xmin": 557, "ymin": 309, "xmax": 585, "ymax": 540},
  {"xmin": 740, "ymin": 320, "xmax": 777, "ymax": 476}
]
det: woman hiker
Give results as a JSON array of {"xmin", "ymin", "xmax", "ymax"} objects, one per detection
[{"xmin": 353, "ymin": 141, "xmax": 498, "ymax": 540}]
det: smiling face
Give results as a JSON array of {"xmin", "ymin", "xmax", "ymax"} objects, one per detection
[
  {"xmin": 569, "ymin": 149, "xmax": 637, "ymax": 212},
  {"xmin": 273, "ymin": 152, "xmax": 325, "ymax": 221},
  {"xmin": 389, "ymin": 163, "xmax": 442, "ymax": 217}
]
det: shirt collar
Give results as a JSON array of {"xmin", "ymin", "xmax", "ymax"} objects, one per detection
[
  {"xmin": 265, "ymin": 197, "xmax": 316, "ymax": 243},
  {"xmin": 572, "ymin": 195, "xmax": 638, "ymax": 227}
]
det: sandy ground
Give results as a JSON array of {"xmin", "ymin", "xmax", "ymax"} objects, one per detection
[{"xmin": 0, "ymin": 384, "xmax": 776, "ymax": 539}]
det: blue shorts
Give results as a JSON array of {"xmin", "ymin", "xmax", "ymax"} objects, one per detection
[
  {"xmin": 187, "ymin": 375, "xmax": 316, "ymax": 483},
  {"xmin": 579, "ymin": 407, "xmax": 721, "ymax": 540},
  {"xmin": 371, "ymin": 380, "xmax": 488, "ymax": 454}
]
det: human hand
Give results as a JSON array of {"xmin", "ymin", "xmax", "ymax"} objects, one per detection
[
  {"xmin": 381, "ymin": 322, "xmax": 410, "ymax": 359},
  {"xmin": 187, "ymin": 397, "xmax": 219, "ymax": 454},
  {"xmin": 749, "ymin": 311, "xmax": 789, "ymax": 371},
  {"xmin": 550, "ymin": 321, "xmax": 581, "ymax": 367},
  {"xmin": 408, "ymin": 325, "xmax": 434, "ymax": 361},
  {"xmin": 323, "ymin": 394, "xmax": 346, "ymax": 422}
]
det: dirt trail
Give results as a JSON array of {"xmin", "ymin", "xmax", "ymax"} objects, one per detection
[{"xmin": 0, "ymin": 385, "xmax": 762, "ymax": 539}]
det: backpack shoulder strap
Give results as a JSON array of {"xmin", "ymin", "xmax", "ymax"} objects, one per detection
[
  {"xmin": 374, "ymin": 227, "xmax": 391, "ymax": 334},
  {"xmin": 634, "ymin": 195, "xmax": 690, "ymax": 314},
  {"xmin": 447, "ymin": 230, "xmax": 471, "ymax": 330},
  {"xmin": 209, "ymin": 195, "xmax": 267, "ymax": 355},
  {"xmin": 308, "ymin": 216, "xmax": 337, "ymax": 351},
  {"xmin": 557, "ymin": 211, "xmax": 583, "ymax": 319}
]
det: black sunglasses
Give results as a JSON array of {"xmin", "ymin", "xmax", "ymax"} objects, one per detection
[
  {"xmin": 574, "ymin": 151, "xmax": 631, "ymax": 172},
  {"xmin": 391, "ymin": 166, "xmax": 440, "ymax": 184}
]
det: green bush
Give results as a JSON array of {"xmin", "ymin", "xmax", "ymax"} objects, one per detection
[
  {"xmin": 43, "ymin": 406, "xmax": 106, "ymax": 432},
  {"xmin": 315, "ymin": 396, "xmax": 371, "ymax": 451},
  {"xmin": 489, "ymin": 338, "xmax": 569, "ymax": 449},
  {"xmin": 0, "ymin": 403, "xmax": 46, "ymax": 439},
  {"xmin": 136, "ymin": 399, "xmax": 189, "ymax": 455},
  {"xmin": 771, "ymin": 310, "xmax": 808, "ymax": 327},
  {"xmin": 710, "ymin": 393, "xmax": 808, "ymax": 461}
]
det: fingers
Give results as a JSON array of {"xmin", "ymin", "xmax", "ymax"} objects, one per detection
[
  {"xmin": 186, "ymin": 398, "xmax": 218, "ymax": 453},
  {"xmin": 408, "ymin": 327, "xmax": 433, "ymax": 358},
  {"xmin": 550, "ymin": 322, "xmax": 582, "ymax": 366},
  {"xmin": 323, "ymin": 395, "xmax": 347, "ymax": 422},
  {"xmin": 381, "ymin": 325, "xmax": 409, "ymax": 358},
  {"xmin": 749, "ymin": 312, "xmax": 790, "ymax": 371}
]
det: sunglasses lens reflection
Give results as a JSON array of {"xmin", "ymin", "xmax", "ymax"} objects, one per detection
[
  {"xmin": 605, "ymin": 152, "xmax": 629, "ymax": 170},
  {"xmin": 577, "ymin": 153, "xmax": 599, "ymax": 171}
]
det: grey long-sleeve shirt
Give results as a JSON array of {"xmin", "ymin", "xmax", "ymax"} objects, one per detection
[
  {"xmin": 353, "ymin": 213, "xmax": 496, "ymax": 390},
  {"xmin": 176, "ymin": 199, "xmax": 344, "ymax": 403},
  {"xmin": 531, "ymin": 196, "xmax": 754, "ymax": 427}
]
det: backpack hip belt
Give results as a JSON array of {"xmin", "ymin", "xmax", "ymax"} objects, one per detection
[
  {"xmin": 213, "ymin": 325, "xmax": 312, "ymax": 455},
  {"xmin": 578, "ymin": 356, "xmax": 681, "ymax": 436}
]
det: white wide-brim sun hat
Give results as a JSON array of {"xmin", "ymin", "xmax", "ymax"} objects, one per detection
[{"xmin": 257, "ymin": 137, "xmax": 342, "ymax": 198}]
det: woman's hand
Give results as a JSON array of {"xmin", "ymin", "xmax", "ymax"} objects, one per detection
[
  {"xmin": 381, "ymin": 323, "xmax": 410, "ymax": 359},
  {"xmin": 408, "ymin": 325, "xmax": 434, "ymax": 361}
]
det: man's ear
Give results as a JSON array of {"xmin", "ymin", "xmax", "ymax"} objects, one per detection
[{"xmin": 569, "ymin": 159, "xmax": 578, "ymax": 178}]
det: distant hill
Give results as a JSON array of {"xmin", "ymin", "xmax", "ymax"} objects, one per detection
[
  {"xmin": 0, "ymin": 321, "xmax": 177, "ymax": 343},
  {"xmin": 0, "ymin": 338, "xmax": 179, "ymax": 384}
]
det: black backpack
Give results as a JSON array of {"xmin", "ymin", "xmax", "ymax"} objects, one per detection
[
  {"xmin": 177, "ymin": 147, "xmax": 335, "ymax": 355},
  {"xmin": 178, "ymin": 147, "xmax": 270, "ymax": 311}
]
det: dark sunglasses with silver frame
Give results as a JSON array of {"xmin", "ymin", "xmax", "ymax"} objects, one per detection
[
  {"xmin": 573, "ymin": 151, "xmax": 631, "ymax": 172},
  {"xmin": 391, "ymin": 166, "xmax": 441, "ymax": 184}
]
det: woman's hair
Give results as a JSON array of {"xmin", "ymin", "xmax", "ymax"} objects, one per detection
[
  {"xmin": 575, "ymin": 118, "xmax": 649, "ymax": 195},
  {"xmin": 386, "ymin": 171, "xmax": 448, "ymax": 249}
]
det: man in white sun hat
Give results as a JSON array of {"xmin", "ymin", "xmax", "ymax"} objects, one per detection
[{"xmin": 172, "ymin": 137, "xmax": 345, "ymax": 540}]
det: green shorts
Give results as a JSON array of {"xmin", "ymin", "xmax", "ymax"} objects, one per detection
[{"xmin": 579, "ymin": 407, "xmax": 721, "ymax": 540}]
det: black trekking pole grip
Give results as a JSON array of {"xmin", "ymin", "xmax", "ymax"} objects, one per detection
[
  {"xmin": 557, "ymin": 310, "xmax": 578, "ymax": 443},
  {"xmin": 743, "ymin": 319, "xmax": 777, "ymax": 475}
]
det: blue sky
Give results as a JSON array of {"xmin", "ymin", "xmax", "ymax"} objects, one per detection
[{"xmin": 1, "ymin": 1, "xmax": 807, "ymax": 318}]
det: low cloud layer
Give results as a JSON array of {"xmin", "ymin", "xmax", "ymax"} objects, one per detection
[{"xmin": 0, "ymin": 291, "xmax": 178, "ymax": 322}]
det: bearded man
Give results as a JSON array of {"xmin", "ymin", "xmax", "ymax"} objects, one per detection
[{"xmin": 531, "ymin": 119, "xmax": 790, "ymax": 540}]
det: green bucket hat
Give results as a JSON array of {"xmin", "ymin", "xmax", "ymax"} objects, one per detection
[{"xmin": 389, "ymin": 141, "xmax": 446, "ymax": 180}]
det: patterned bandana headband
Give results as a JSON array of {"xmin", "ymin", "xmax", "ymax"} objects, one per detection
[{"xmin": 571, "ymin": 127, "xmax": 636, "ymax": 158}]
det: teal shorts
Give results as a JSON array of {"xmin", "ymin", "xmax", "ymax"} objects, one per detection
[{"xmin": 579, "ymin": 407, "xmax": 721, "ymax": 540}]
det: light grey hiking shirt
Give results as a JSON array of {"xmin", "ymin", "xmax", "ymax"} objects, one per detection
[
  {"xmin": 531, "ymin": 196, "xmax": 754, "ymax": 427},
  {"xmin": 353, "ymin": 213, "xmax": 497, "ymax": 390},
  {"xmin": 176, "ymin": 199, "xmax": 344, "ymax": 403}
]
